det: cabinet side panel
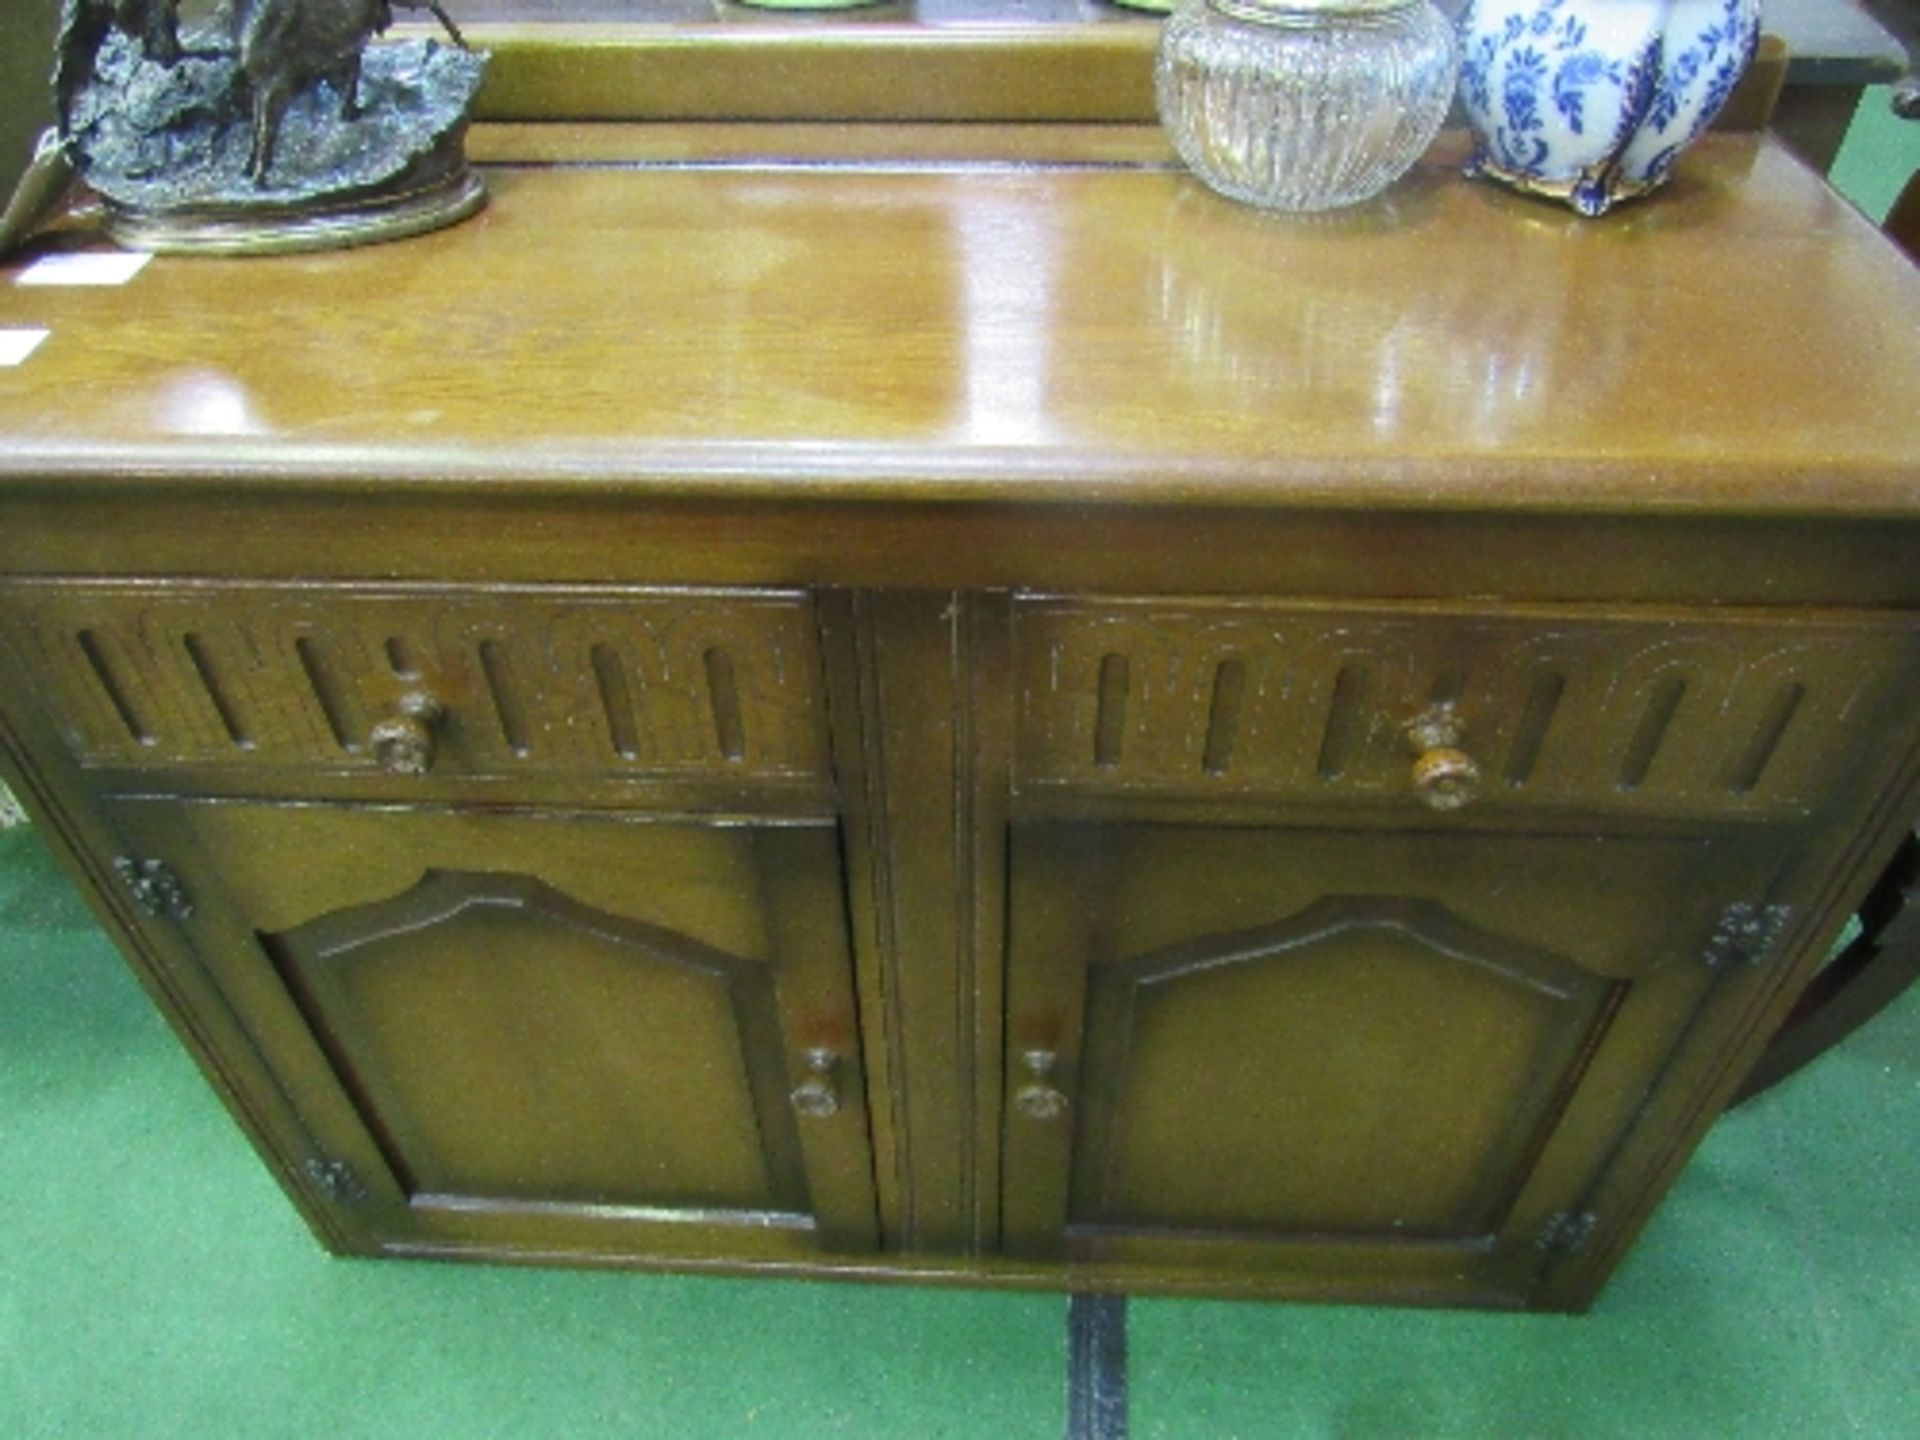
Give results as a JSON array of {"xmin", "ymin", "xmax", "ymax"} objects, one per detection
[
  {"xmin": 1534, "ymin": 721, "xmax": 1920, "ymax": 1309},
  {"xmin": 0, "ymin": 656, "xmax": 366, "ymax": 1254}
]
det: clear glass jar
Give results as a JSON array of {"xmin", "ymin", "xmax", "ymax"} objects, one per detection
[{"xmin": 1155, "ymin": 0, "xmax": 1461, "ymax": 212}]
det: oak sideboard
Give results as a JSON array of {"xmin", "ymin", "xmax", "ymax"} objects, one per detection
[{"xmin": 2, "ymin": 123, "xmax": 1916, "ymax": 1311}]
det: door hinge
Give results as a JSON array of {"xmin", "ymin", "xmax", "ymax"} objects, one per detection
[
  {"xmin": 303, "ymin": 1158, "xmax": 368, "ymax": 1205},
  {"xmin": 1535, "ymin": 1210, "xmax": 1599, "ymax": 1258},
  {"xmin": 113, "ymin": 857, "xmax": 193, "ymax": 919},
  {"xmin": 1702, "ymin": 902, "xmax": 1794, "ymax": 970}
]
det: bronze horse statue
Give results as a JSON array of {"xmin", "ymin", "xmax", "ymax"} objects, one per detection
[
  {"xmin": 231, "ymin": 0, "xmax": 395, "ymax": 183},
  {"xmin": 56, "ymin": 0, "xmax": 469, "ymax": 186},
  {"xmin": 56, "ymin": 0, "xmax": 183, "ymax": 127}
]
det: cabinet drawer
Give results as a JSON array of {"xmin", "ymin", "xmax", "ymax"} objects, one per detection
[
  {"xmin": 0, "ymin": 580, "xmax": 831, "ymax": 795},
  {"xmin": 1013, "ymin": 596, "xmax": 1920, "ymax": 820}
]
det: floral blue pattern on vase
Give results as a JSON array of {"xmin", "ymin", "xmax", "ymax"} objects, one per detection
[{"xmin": 1457, "ymin": 0, "xmax": 1760, "ymax": 216}]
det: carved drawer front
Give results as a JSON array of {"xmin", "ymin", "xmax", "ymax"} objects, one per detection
[
  {"xmin": 0, "ymin": 581, "xmax": 829, "ymax": 789},
  {"xmin": 1012, "ymin": 596, "xmax": 1920, "ymax": 819}
]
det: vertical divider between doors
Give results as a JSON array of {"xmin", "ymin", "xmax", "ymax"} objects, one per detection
[
  {"xmin": 816, "ymin": 590, "xmax": 910, "ymax": 1251},
  {"xmin": 816, "ymin": 590, "xmax": 1014, "ymax": 1257},
  {"xmin": 967, "ymin": 592, "xmax": 1014, "ymax": 1257}
]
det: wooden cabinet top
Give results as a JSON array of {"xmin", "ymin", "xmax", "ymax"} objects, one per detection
[{"xmin": 2, "ymin": 126, "xmax": 1917, "ymax": 523}]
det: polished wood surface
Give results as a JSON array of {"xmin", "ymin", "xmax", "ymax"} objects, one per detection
[
  {"xmin": 1004, "ymin": 822, "xmax": 1785, "ymax": 1295},
  {"xmin": 1, "ymin": 122, "xmax": 1917, "ymax": 1312},
  {"xmin": 105, "ymin": 798, "xmax": 879, "ymax": 1256},
  {"xmin": 400, "ymin": 14, "xmax": 1790, "ymax": 130},
  {"xmin": 443, "ymin": 21, "xmax": 1160, "ymax": 122},
  {"xmin": 2, "ymin": 131, "xmax": 1916, "ymax": 521}
]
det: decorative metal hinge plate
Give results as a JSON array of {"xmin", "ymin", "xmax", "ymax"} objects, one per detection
[
  {"xmin": 1535, "ymin": 1210, "xmax": 1599, "ymax": 1258},
  {"xmin": 113, "ymin": 856, "xmax": 193, "ymax": 919},
  {"xmin": 1703, "ymin": 902, "xmax": 1794, "ymax": 970},
  {"xmin": 303, "ymin": 1158, "xmax": 367, "ymax": 1205}
]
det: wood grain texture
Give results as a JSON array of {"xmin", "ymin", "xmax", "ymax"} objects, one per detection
[
  {"xmin": 1533, "ymin": 708, "xmax": 1920, "ymax": 1309},
  {"xmin": 0, "ymin": 642, "xmax": 369, "ymax": 1257},
  {"xmin": 0, "ymin": 120, "xmax": 1916, "ymax": 1310},
  {"xmin": 107, "ymin": 798, "xmax": 882, "ymax": 1258},
  {"xmin": 825, "ymin": 591, "xmax": 1001, "ymax": 1253},
  {"xmin": 465, "ymin": 120, "xmax": 1182, "ymax": 167},
  {"xmin": 1011, "ymin": 596, "xmax": 1920, "ymax": 821},
  {"xmin": 441, "ymin": 21, "xmax": 1162, "ymax": 124},
  {"xmin": 0, "ymin": 580, "xmax": 831, "ymax": 788},
  {"xmin": 399, "ymin": 18, "xmax": 1781, "ymax": 130},
  {"xmin": 2, "ymin": 133, "xmax": 1916, "ymax": 521},
  {"xmin": 999, "ymin": 818, "xmax": 1792, "ymax": 1305}
]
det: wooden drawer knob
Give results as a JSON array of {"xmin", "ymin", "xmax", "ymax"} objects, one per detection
[
  {"xmin": 790, "ymin": 1048, "xmax": 843, "ymax": 1119},
  {"xmin": 1014, "ymin": 1049, "xmax": 1069, "ymax": 1121},
  {"xmin": 1411, "ymin": 746, "xmax": 1482, "ymax": 811},
  {"xmin": 369, "ymin": 692, "xmax": 445, "ymax": 776},
  {"xmin": 1404, "ymin": 704, "xmax": 1482, "ymax": 812}
]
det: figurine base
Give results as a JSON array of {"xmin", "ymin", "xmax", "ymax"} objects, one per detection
[{"xmin": 101, "ymin": 158, "xmax": 485, "ymax": 256}]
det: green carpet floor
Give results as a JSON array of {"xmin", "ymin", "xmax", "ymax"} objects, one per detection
[{"xmin": 5, "ymin": 91, "xmax": 1920, "ymax": 1440}]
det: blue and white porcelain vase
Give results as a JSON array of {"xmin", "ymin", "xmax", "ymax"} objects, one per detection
[{"xmin": 1457, "ymin": 0, "xmax": 1760, "ymax": 216}]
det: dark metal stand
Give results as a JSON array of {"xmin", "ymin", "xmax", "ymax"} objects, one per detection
[
  {"xmin": 1067, "ymin": 1294, "xmax": 1128, "ymax": 1440},
  {"xmin": 1734, "ymin": 831, "xmax": 1920, "ymax": 1105}
]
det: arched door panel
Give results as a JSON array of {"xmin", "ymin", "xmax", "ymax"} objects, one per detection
[
  {"xmin": 264, "ymin": 869, "xmax": 806, "ymax": 1215},
  {"xmin": 1072, "ymin": 896, "xmax": 1618, "ymax": 1240},
  {"xmin": 114, "ymin": 800, "xmax": 878, "ymax": 1260},
  {"xmin": 1004, "ymin": 821, "xmax": 1787, "ymax": 1303}
]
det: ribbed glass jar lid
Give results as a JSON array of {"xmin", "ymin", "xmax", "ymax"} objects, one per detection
[
  {"xmin": 1155, "ymin": 0, "xmax": 1461, "ymax": 211},
  {"xmin": 1206, "ymin": 0, "xmax": 1425, "ymax": 18}
]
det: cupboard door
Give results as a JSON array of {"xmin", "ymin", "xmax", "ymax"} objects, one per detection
[
  {"xmin": 113, "ymin": 800, "xmax": 878, "ymax": 1260},
  {"xmin": 1002, "ymin": 821, "xmax": 1790, "ymax": 1303}
]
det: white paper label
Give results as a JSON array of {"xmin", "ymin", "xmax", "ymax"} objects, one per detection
[
  {"xmin": 0, "ymin": 328, "xmax": 51, "ymax": 365},
  {"xmin": 16, "ymin": 251, "xmax": 153, "ymax": 287}
]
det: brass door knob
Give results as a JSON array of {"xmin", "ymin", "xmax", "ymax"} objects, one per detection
[
  {"xmin": 1015, "ymin": 1049, "xmax": 1069, "ymax": 1121},
  {"xmin": 790, "ymin": 1048, "xmax": 842, "ymax": 1119},
  {"xmin": 1404, "ymin": 704, "xmax": 1482, "ymax": 812},
  {"xmin": 370, "ymin": 692, "xmax": 445, "ymax": 775}
]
